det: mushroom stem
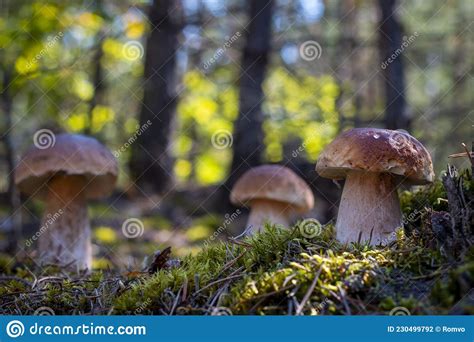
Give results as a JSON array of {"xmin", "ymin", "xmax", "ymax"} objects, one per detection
[
  {"xmin": 38, "ymin": 175, "xmax": 91, "ymax": 270},
  {"xmin": 336, "ymin": 170, "xmax": 402, "ymax": 245},
  {"xmin": 246, "ymin": 199, "xmax": 291, "ymax": 233}
]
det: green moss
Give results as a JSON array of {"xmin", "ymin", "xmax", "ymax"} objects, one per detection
[
  {"xmin": 1, "ymin": 172, "xmax": 472, "ymax": 315},
  {"xmin": 0, "ymin": 253, "xmax": 14, "ymax": 274},
  {"xmin": 430, "ymin": 246, "xmax": 474, "ymax": 314},
  {"xmin": 112, "ymin": 221, "xmax": 449, "ymax": 315},
  {"xmin": 400, "ymin": 181, "xmax": 447, "ymax": 216}
]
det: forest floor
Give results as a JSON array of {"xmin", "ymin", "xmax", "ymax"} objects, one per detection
[{"xmin": 0, "ymin": 169, "xmax": 472, "ymax": 315}]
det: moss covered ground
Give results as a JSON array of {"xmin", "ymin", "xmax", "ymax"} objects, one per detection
[{"xmin": 0, "ymin": 172, "xmax": 472, "ymax": 315}]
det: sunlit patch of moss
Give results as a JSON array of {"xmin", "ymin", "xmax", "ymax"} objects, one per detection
[{"xmin": 232, "ymin": 249, "xmax": 390, "ymax": 314}]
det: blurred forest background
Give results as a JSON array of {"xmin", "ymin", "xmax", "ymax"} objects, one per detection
[{"xmin": 0, "ymin": 0, "xmax": 472, "ymax": 268}]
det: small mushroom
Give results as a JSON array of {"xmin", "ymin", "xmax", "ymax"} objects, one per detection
[
  {"xmin": 230, "ymin": 165, "xmax": 314, "ymax": 233},
  {"xmin": 15, "ymin": 133, "xmax": 118, "ymax": 270},
  {"xmin": 316, "ymin": 128, "xmax": 434, "ymax": 245}
]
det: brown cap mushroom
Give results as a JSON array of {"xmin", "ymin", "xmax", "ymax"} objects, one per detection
[
  {"xmin": 230, "ymin": 164, "xmax": 314, "ymax": 234},
  {"xmin": 316, "ymin": 128, "xmax": 434, "ymax": 245},
  {"xmin": 15, "ymin": 133, "xmax": 118, "ymax": 270}
]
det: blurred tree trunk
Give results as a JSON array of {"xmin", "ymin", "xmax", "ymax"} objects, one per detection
[
  {"xmin": 378, "ymin": 0, "xmax": 409, "ymax": 130},
  {"xmin": 225, "ymin": 0, "xmax": 274, "ymax": 191},
  {"xmin": 0, "ymin": 69, "xmax": 21, "ymax": 253},
  {"xmin": 129, "ymin": 0, "xmax": 182, "ymax": 194},
  {"xmin": 85, "ymin": 0, "xmax": 105, "ymax": 136}
]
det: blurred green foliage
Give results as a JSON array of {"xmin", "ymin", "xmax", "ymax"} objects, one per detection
[{"xmin": 1, "ymin": 0, "xmax": 471, "ymax": 193}]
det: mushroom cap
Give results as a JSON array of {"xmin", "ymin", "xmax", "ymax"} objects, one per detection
[
  {"xmin": 230, "ymin": 164, "xmax": 314, "ymax": 211},
  {"xmin": 15, "ymin": 133, "xmax": 118, "ymax": 199},
  {"xmin": 316, "ymin": 128, "xmax": 434, "ymax": 184}
]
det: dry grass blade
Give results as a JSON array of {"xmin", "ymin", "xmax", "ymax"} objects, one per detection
[{"xmin": 295, "ymin": 266, "xmax": 322, "ymax": 315}]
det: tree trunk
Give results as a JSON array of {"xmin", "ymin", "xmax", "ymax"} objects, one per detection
[
  {"xmin": 85, "ymin": 0, "xmax": 105, "ymax": 136},
  {"xmin": 129, "ymin": 0, "xmax": 182, "ymax": 194},
  {"xmin": 1, "ymin": 69, "xmax": 22, "ymax": 253},
  {"xmin": 225, "ymin": 0, "xmax": 274, "ymax": 192},
  {"xmin": 378, "ymin": 0, "xmax": 409, "ymax": 130}
]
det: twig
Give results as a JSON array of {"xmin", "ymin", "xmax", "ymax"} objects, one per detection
[
  {"xmin": 215, "ymin": 250, "xmax": 247, "ymax": 279},
  {"xmin": 182, "ymin": 277, "xmax": 188, "ymax": 302},
  {"xmin": 194, "ymin": 272, "xmax": 245, "ymax": 296},
  {"xmin": 461, "ymin": 143, "xmax": 473, "ymax": 165},
  {"xmin": 169, "ymin": 287, "xmax": 182, "ymax": 315},
  {"xmin": 295, "ymin": 266, "xmax": 322, "ymax": 315},
  {"xmin": 338, "ymin": 285, "xmax": 351, "ymax": 315}
]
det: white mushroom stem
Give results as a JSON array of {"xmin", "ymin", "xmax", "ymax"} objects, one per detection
[
  {"xmin": 246, "ymin": 199, "xmax": 291, "ymax": 233},
  {"xmin": 336, "ymin": 170, "xmax": 402, "ymax": 245},
  {"xmin": 38, "ymin": 175, "xmax": 92, "ymax": 270}
]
